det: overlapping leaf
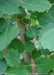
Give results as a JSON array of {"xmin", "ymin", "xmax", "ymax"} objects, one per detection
[
  {"xmin": 39, "ymin": 23, "xmax": 54, "ymax": 51},
  {"xmin": 49, "ymin": 5, "xmax": 54, "ymax": 16},
  {"xmin": 32, "ymin": 50, "xmax": 41, "ymax": 59},
  {"xmin": 0, "ymin": 51, "xmax": 4, "ymax": 59},
  {"xmin": 38, "ymin": 5, "xmax": 54, "ymax": 51},
  {"xmin": 0, "ymin": 59, "xmax": 7, "ymax": 73},
  {"xmin": 38, "ymin": 5, "xmax": 54, "ymax": 26},
  {"xmin": 50, "ymin": 55, "xmax": 54, "ymax": 59},
  {"xmin": 26, "ymin": 27, "xmax": 39, "ymax": 38},
  {"xmin": 0, "ymin": 23, "xmax": 20, "ymax": 51},
  {"xmin": 0, "ymin": 11, "xmax": 3, "ymax": 18},
  {"xmin": 38, "ymin": 13, "xmax": 54, "ymax": 26},
  {"xmin": 41, "ymin": 49, "xmax": 50, "ymax": 56},
  {"xmin": 0, "ymin": 18, "xmax": 7, "ymax": 33},
  {"xmin": 20, "ymin": 0, "xmax": 51, "ymax": 12},
  {"xmin": 8, "ymin": 38, "xmax": 24, "ymax": 54},
  {"xmin": 0, "ymin": 0, "xmax": 51, "ymax": 15},
  {"xmin": 24, "ymin": 42, "xmax": 35, "ymax": 52},
  {"xmin": 0, "ymin": 0, "xmax": 21, "ymax": 15},
  {"xmin": 48, "ymin": 0, "xmax": 54, "ymax": 4},
  {"xmin": 5, "ymin": 67, "xmax": 29, "ymax": 75},
  {"xmin": 35, "ymin": 57, "xmax": 54, "ymax": 73},
  {"xmin": 4, "ymin": 48, "xmax": 20, "ymax": 67}
]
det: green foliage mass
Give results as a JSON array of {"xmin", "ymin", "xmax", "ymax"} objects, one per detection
[{"xmin": 0, "ymin": 0, "xmax": 54, "ymax": 74}]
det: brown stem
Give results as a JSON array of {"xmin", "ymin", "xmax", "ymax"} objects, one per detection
[
  {"xmin": 16, "ymin": 15, "xmax": 39, "ymax": 74},
  {"xmin": 16, "ymin": 15, "xmax": 32, "ymax": 63}
]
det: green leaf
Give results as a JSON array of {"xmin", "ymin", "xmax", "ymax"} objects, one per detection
[
  {"xmin": 37, "ymin": 5, "xmax": 54, "ymax": 51},
  {"xmin": 4, "ymin": 48, "xmax": 20, "ymax": 67},
  {"xmin": 0, "ymin": 18, "xmax": 7, "ymax": 33},
  {"xmin": 39, "ymin": 23, "xmax": 54, "ymax": 39},
  {"xmin": 20, "ymin": 0, "xmax": 51, "ymax": 12},
  {"xmin": 38, "ymin": 5, "xmax": 54, "ymax": 26},
  {"xmin": 32, "ymin": 50, "xmax": 41, "ymax": 59},
  {"xmin": 0, "ymin": 23, "xmax": 19, "ymax": 51},
  {"xmin": 0, "ymin": 0, "xmax": 21, "ymax": 15},
  {"xmin": 39, "ymin": 23, "xmax": 54, "ymax": 51},
  {"xmin": 48, "ymin": 0, "xmax": 54, "ymax": 4},
  {"xmin": 31, "ymin": 19, "xmax": 36, "ymax": 26},
  {"xmin": 1, "ymin": 0, "xmax": 50, "ymax": 15},
  {"xmin": 24, "ymin": 42, "xmax": 35, "ymax": 52},
  {"xmin": 50, "ymin": 55, "xmax": 54, "ymax": 59},
  {"xmin": 41, "ymin": 49, "xmax": 50, "ymax": 56},
  {"xmin": 49, "ymin": 5, "xmax": 54, "ymax": 17},
  {"xmin": 0, "ymin": 51, "xmax": 4, "ymax": 59},
  {"xmin": 0, "ymin": 59, "xmax": 7, "ymax": 73},
  {"xmin": 8, "ymin": 38, "xmax": 24, "ymax": 54},
  {"xmin": 26, "ymin": 27, "xmax": 39, "ymax": 38},
  {"xmin": 35, "ymin": 57, "xmax": 54, "ymax": 73},
  {"xmin": 25, "ymin": 34, "xmax": 33, "ymax": 41},
  {"xmin": 19, "ymin": 7, "xmax": 26, "ymax": 18},
  {"xmin": 39, "ymin": 13, "xmax": 54, "ymax": 26},
  {"xmin": 0, "ymin": 11, "xmax": 3, "ymax": 18},
  {"xmin": 5, "ymin": 67, "xmax": 29, "ymax": 75}
]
